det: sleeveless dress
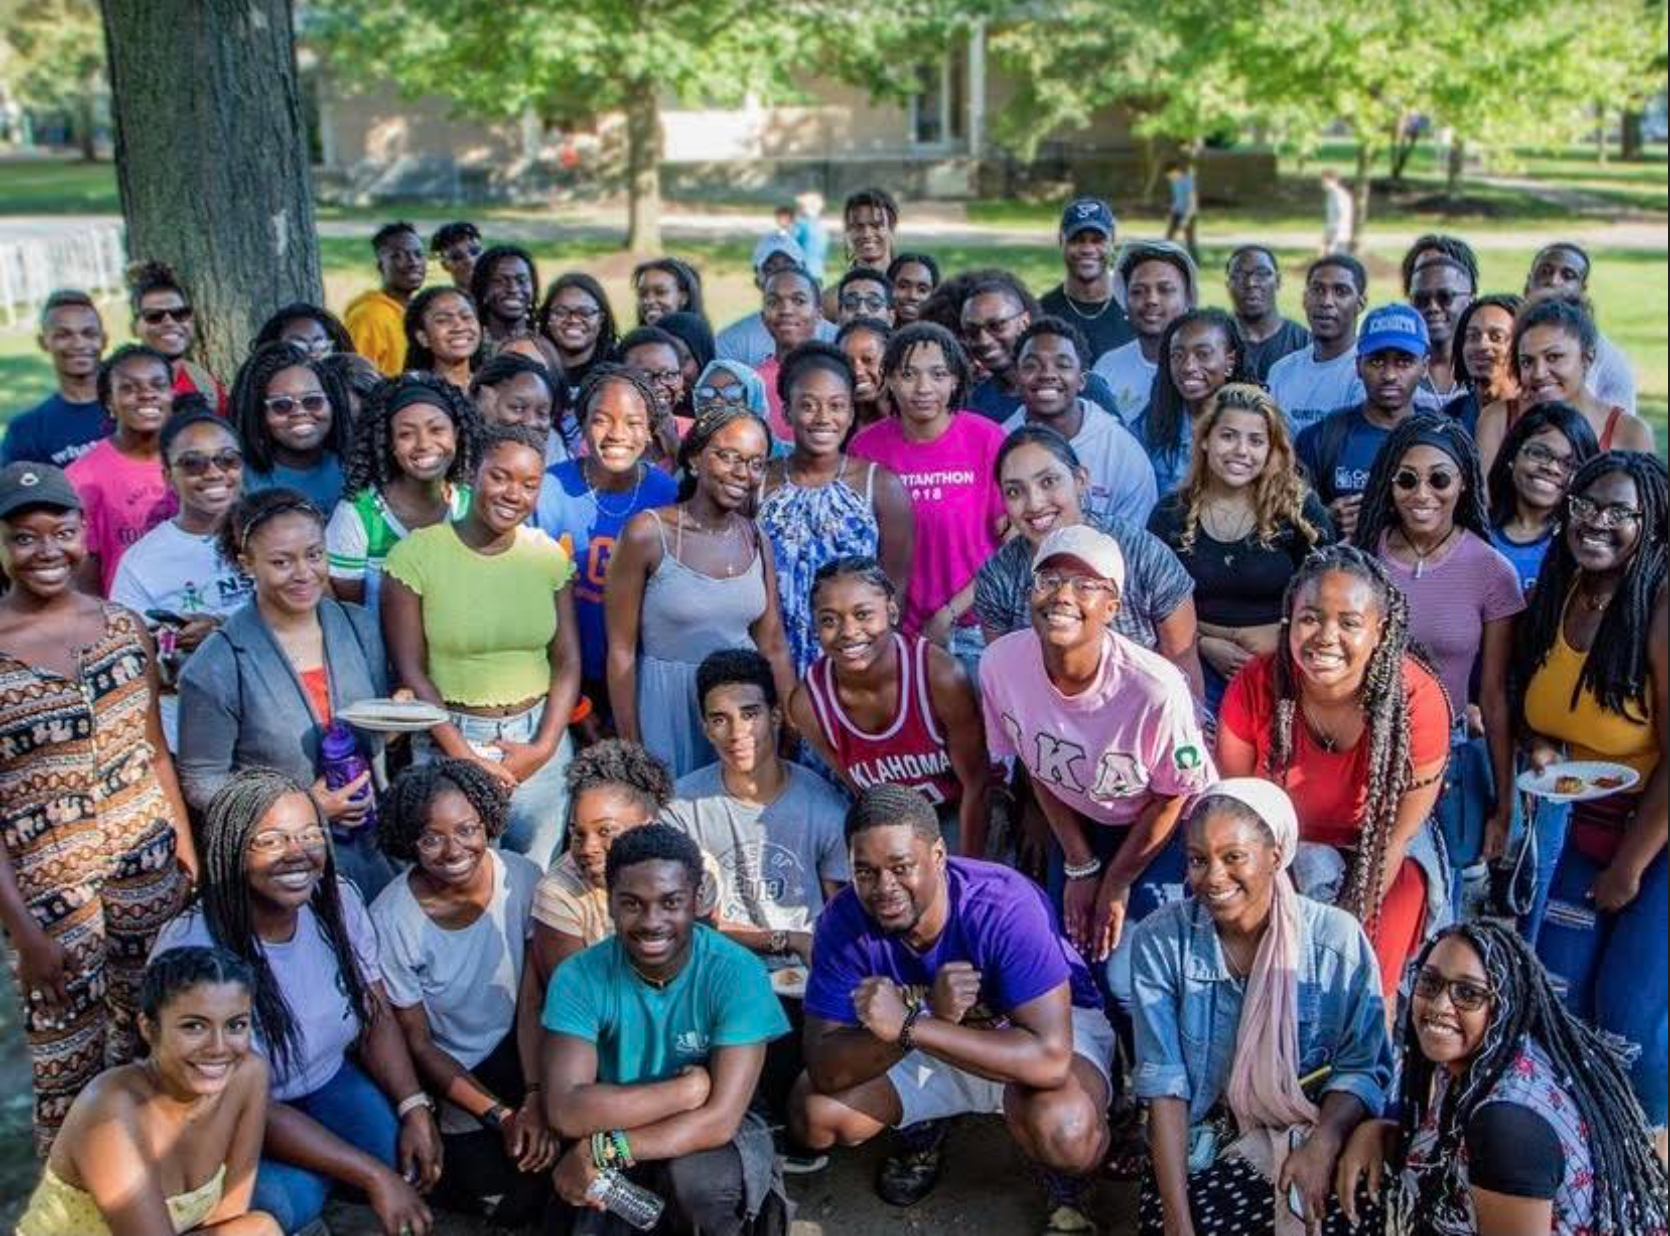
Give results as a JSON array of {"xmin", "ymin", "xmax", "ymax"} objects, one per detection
[
  {"xmin": 803, "ymin": 632, "xmax": 961, "ymax": 808},
  {"xmin": 756, "ymin": 458, "xmax": 880, "ymax": 676},
  {"xmin": 638, "ymin": 511, "xmax": 769, "ymax": 777},
  {"xmin": 18, "ymin": 1163, "xmax": 225, "ymax": 1236}
]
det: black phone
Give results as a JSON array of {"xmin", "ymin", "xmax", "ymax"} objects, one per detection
[{"xmin": 145, "ymin": 609, "xmax": 186, "ymax": 627}]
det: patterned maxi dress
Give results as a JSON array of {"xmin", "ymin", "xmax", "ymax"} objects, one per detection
[{"xmin": 0, "ymin": 605, "xmax": 189, "ymax": 1155}]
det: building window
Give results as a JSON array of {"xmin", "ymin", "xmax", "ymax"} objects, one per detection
[{"xmin": 909, "ymin": 42, "xmax": 967, "ymax": 150}]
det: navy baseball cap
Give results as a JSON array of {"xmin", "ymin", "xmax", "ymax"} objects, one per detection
[
  {"xmin": 1358, "ymin": 303, "xmax": 1430, "ymax": 359},
  {"xmin": 1060, "ymin": 198, "xmax": 1115, "ymax": 240}
]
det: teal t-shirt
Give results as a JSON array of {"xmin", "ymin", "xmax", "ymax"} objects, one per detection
[{"xmin": 542, "ymin": 924, "xmax": 790, "ymax": 1084}]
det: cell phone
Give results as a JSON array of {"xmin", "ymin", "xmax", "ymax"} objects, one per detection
[
  {"xmin": 1287, "ymin": 1127, "xmax": 1308, "ymax": 1219},
  {"xmin": 145, "ymin": 608, "xmax": 186, "ymax": 627}
]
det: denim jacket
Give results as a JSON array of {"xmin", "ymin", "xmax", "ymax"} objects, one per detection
[{"xmin": 1129, "ymin": 894, "xmax": 1393, "ymax": 1126}]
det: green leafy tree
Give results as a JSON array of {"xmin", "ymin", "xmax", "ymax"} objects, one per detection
[{"xmin": 0, "ymin": 0, "xmax": 106, "ymax": 159}]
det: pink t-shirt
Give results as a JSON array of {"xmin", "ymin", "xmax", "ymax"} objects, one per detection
[
  {"xmin": 1379, "ymin": 528, "xmax": 1524, "ymax": 712},
  {"xmin": 850, "ymin": 412, "xmax": 1006, "ymax": 635},
  {"xmin": 981, "ymin": 628, "xmax": 1216, "ymax": 827},
  {"xmin": 756, "ymin": 355, "xmax": 793, "ymax": 444},
  {"xmin": 67, "ymin": 439, "xmax": 177, "ymax": 596}
]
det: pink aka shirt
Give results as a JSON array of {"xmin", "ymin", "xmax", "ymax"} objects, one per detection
[
  {"xmin": 67, "ymin": 439, "xmax": 177, "ymax": 596},
  {"xmin": 850, "ymin": 411, "xmax": 1006, "ymax": 635},
  {"xmin": 981, "ymin": 627, "xmax": 1215, "ymax": 827}
]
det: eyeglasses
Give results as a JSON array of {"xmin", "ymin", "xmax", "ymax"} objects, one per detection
[
  {"xmin": 1568, "ymin": 494, "xmax": 1643, "ymax": 529},
  {"xmin": 693, "ymin": 384, "xmax": 748, "ymax": 409},
  {"xmin": 445, "ymin": 243, "xmax": 484, "ymax": 262},
  {"xmin": 248, "ymin": 826, "xmax": 328, "ymax": 856},
  {"xmin": 140, "ymin": 305, "xmax": 194, "ymax": 326},
  {"xmin": 840, "ymin": 293, "xmax": 889, "ymax": 314},
  {"xmin": 963, "ymin": 309, "xmax": 1025, "ymax": 339},
  {"xmin": 415, "ymin": 821, "xmax": 485, "ymax": 856},
  {"xmin": 263, "ymin": 392, "xmax": 331, "ymax": 419},
  {"xmin": 1412, "ymin": 966, "xmax": 1495, "ymax": 1013},
  {"xmin": 708, "ymin": 446, "xmax": 768, "ymax": 477},
  {"xmin": 1031, "ymin": 570, "xmax": 1118, "ymax": 599},
  {"xmin": 1393, "ymin": 467, "xmax": 1455, "ymax": 493},
  {"xmin": 172, "ymin": 448, "xmax": 244, "ymax": 477},
  {"xmin": 548, "ymin": 304, "xmax": 602, "ymax": 323},
  {"xmin": 1517, "ymin": 442, "xmax": 1574, "ymax": 474},
  {"xmin": 637, "ymin": 368, "xmax": 682, "ymax": 387},
  {"xmin": 1411, "ymin": 289, "xmax": 1464, "ymax": 310}
]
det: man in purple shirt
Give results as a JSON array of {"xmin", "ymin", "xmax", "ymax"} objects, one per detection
[{"xmin": 790, "ymin": 784, "xmax": 1115, "ymax": 1231}]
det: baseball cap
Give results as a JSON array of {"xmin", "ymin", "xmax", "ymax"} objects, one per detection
[
  {"xmin": 1032, "ymin": 525, "xmax": 1125, "ymax": 592},
  {"xmin": 1060, "ymin": 197, "xmax": 1115, "ymax": 241},
  {"xmin": 751, "ymin": 233, "xmax": 806, "ymax": 273},
  {"xmin": 0, "ymin": 462, "xmax": 82, "ymax": 521},
  {"xmin": 1358, "ymin": 303, "xmax": 1430, "ymax": 360}
]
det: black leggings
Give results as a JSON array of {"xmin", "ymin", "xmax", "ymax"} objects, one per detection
[{"xmin": 431, "ymin": 1029, "xmax": 550, "ymax": 1226}]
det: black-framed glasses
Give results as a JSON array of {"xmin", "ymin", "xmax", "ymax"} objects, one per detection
[
  {"xmin": 1518, "ymin": 442, "xmax": 1574, "ymax": 474},
  {"xmin": 548, "ymin": 304, "xmax": 602, "ymax": 323},
  {"xmin": 171, "ymin": 448, "xmax": 244, "ymax": 477},
  {"xmin": 1412, "ymin": 966, "xmax": 1495, "ymax": 1013},
  {"xmin": 263, "ymin": 393, "xmax": 330, "ymax": 418},
  {"xmin": 840, "ymin": 292, "xmax": 889, "ymax": 313},
  {"xmin": 708, "ymin": 446, "xmax": 768, "ymax": 477},
  {"xmin": 963, "ymin": 309, "xmax": 1025, "ymax": 339},
  {"xmin": 141, "ymin": 305, "xmax": 194, "ymax": 325},
  {"xmin": 1568, "ymin": 494, "xmax": 1643, "ymax": 529},
  {"xmin": 1393, "ymin": 467, "xmax": 1455, "ymax": 493}
]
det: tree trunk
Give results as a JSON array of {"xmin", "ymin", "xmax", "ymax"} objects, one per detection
[
  {"xmin": 72, "ymin": 91, "xmax": 97, "ymax": 161},
  {"xmin": 99, "ymin": 0, "xmax": 322, "ymax": 383},
  {"xmin": 1350, "ymin": 142, "xmax": 1372, "ymax": 252},
  {"xmin": 624, "ymin": 86, "xmax": 662, "ymax": 253},
  {"xmin": 1446, "ymin": 136, "xmax": 1465, "ymax": 197},
  {"xmin": 1388, "ymin": 112, "xmax": 1418, "ymax": 182},
  {"xmin": 1621, "ymin": 110, "xmax": 1644, "ymax": 161}
]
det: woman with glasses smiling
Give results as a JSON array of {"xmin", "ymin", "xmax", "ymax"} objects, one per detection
[
  {"xmin": 537, "ymin": 272, "xmax": 618, "ymax": 407},
  {"xmin": 230, "ymin": 341, "xmax": 354, "ymax": 513},
  {"xmin": 1484, "ymin": 402, "xmax": 1599, "ymax": 595},
  {"xmin": 252, "ymin": 302, "xmax": 356, "ymax": 361},
  {"xmin": 1510, "ymin": 452, "xmax": 1668, "ymax": 1139},
  {"xmin": 1336, "ymin": 921, "xmax": 1668, "ymax": 1236},
  {"xmin": 604, "ymin": 400, "xmax": 795, "ymax": 778}
]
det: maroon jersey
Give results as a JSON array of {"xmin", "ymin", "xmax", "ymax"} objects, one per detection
[{"xmin": 805, "ymin": 633, "xmax": 960, "ymax": 807}]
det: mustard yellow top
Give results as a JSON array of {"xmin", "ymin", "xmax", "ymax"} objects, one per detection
[
  {"xmin": 343, "ymin": 288, "xmax": 408, "ymax": 376},
  {"xmin": 1524, "ymin": 617, "xmax": 1659, "ymax": 782},
  {"xmin": 16, "ymin": 1163, "xmax": 225, "ymax": 1236}
]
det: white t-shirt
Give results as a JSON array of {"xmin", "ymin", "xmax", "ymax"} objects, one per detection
[
  {"xmin": 152, "ymin": 879, "xmax": 383, "ymax": 1102},
  {"xmin": 1003, "ymin": 401, "xmax": 1159, "ymax": 527},
  {"xmin": 370, "ymin": 850, "xmax": 541, "ymax": 1072},
  {"xmin": 1090, "ymin": 340, "xmax": 1158, "ymax": 425},
  {"xmin": 1267, "ymin": 344, "xmax": 1366, "ymax": 436},
  {"xmin": 1589, "ymin": 333, "xmax": 1637, "ymax": 415}
]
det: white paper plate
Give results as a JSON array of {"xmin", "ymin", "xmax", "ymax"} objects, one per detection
[
  {"xmin": 1516, "ymin": 760, "xmax": 1639, "ymax": 804},
  {"xmin": 771, "ymin": 966, "xmax": 808, "ymax": 999},
  {"xmin": 336, "ymin": 698, "xmax": 449, "ymax": 733}
]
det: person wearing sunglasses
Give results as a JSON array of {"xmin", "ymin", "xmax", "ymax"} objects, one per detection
[
  {"xmin": 66, "ymin": 345, "xmax": 179, "ymax": 596},
  {"xmin": 128, "ymin": 260, "xmax": 225, "ymax": 412},
  {"xmin": 1131, "ymin": 780, "xmax": 1392, "ymax": 1236},
  {"xmin": 369, "ymin": 759, "xmax": 552, "ymax": 1228},
  {"xmin": 1353, "ymin": 416, "xmax": 1524, "ymax": 884},
  {"xmin": 959, "ymin": 275, "xmax": 1037, "ymax": 423},
  {"xmin": 344, "ymin": 221, "xmax": 428, "ymax": 377},
  {"xmin": 1510, "ymin": 452, "xmax": 1668, "ymax": 1140},
  {"xmin": 252, "ymin": 302, "xmax": 357, "ymax": 362},
  {"xmin": 981, "ymin": 525, "xmax": 1215, "ymax": 1002},
  {"xmin": 111, "ymin": 407, "xmax": 253, "ymax": 749},
  {"xmin": 1484, "ymin": 402, "xmax": 1599, "ymax": 595},
  {"xmin": 430, "ymin": 220, "xmax": 482, "ymax": 291},
  {"xmin": 1405, "ymin": 254, "xmax": 1475, "ymax": 412},
  {"xmin": 1336, "ymin": 920, "xmax": 1669, "ymax": 1236},
  {"xmin": 230, "ymin": 341, "xmax": 354, "ymax": 513}
]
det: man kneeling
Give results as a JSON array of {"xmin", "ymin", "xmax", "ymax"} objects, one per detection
[
  {"xmin": 791, "ymin": 784, "xmax": 1114, "ymax": 1231},
  {"xmin": 543, "ymin": 824, "xmax": 791, "ymax": 1235}
]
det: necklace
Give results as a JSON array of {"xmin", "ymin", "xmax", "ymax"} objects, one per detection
[
  {"xmin": 1300, "ymin": 698, "xmax": 1349, "ymax": 753},
  {"xmin": 1578, "ymin": 586, "xmax": 1614, "ymax": 613},
  {"xmin": 1201, "ymin": 500, "xmax": 1256, "ymax": 548},
  {"xmin": 681, "ymin": 509, "xmax": 747, "ymax": 577},
  {"xmin": 1062, "ymin": 290, "xmax": 1115, "ymax": 323},
  {"xmin": 1400, "ymin": 524, "xmax": 1459, "ymax": 580},
  {"xmin": 584, "ymin": 458, "xmax": 644, "ymax": 520}
]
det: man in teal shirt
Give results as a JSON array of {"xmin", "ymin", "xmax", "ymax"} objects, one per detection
[{"xmin": 543, "ymin": 823, "xmax": 790, "ymax": 1233}]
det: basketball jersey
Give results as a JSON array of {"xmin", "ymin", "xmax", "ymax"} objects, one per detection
[{"xmin": 804, "ymin": 633, "xmax": 960, "ymax": 807}]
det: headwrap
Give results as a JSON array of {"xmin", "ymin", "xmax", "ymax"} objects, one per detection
[{"xmin": 693, "ymin": 359, "xmax": 769, "ymax": 420}]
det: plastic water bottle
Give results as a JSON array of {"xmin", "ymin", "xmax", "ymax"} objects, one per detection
[
  {"xmin": 319, "ymin": 721, "xmax": 376, "ymax": 835},
  {"xmin": 585, "ymin": 1169, "xmax": 665, "ymax": 1230}
]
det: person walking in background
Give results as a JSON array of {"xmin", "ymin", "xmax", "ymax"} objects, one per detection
[
  {"xmin": 1321, "ymin": 169, "xmax": 1354, "ymax": 255},
  {"xmin": 794, "ymin": 191, "xmax": 830, "ymax": 282},
  {"xmin": 1163, "ymin": 161, "xmax": 1200, "ymax": 262}
]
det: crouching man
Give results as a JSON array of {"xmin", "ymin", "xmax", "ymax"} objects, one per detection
[{"xmin": 790, "ymin": 784, "xmax": 1114, "ymax": 1231}]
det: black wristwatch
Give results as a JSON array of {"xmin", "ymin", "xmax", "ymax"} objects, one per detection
[{"xmin": 485, "ymin": 1102, "xmax": 512, "ymax": 1130}]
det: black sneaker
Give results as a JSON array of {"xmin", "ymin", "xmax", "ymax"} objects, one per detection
[
  {"xmin": 771, "ymin": 1126, "xmax": 829, "ymax": 1174},
  {"xmin": 876, "ymin": 1119, "xmax": 948, "ymax": 1207}
]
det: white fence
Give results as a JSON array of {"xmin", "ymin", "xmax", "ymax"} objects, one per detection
[{"xmin": 0, "ymin": 222, "xmax": 127, "ymax": 327}]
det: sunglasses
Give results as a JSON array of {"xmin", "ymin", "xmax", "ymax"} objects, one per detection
[
  {"xmin": 1412, "ymin": 966, "xmax": 1494, "ymax": 1013},
  {"xmin": 172, "ymin": 448, "xmax": 244, "ymax": 477},
  {"xmin": 263, "ymin": 392, "xmax": 331, "ymax": 418},
  {"xmin": 840, "ymin": 293, "xmax": 889, "ymax": 313},
  {"xmin": 963, "ymin": 309, "xmax": 1026, "ymax": 339},
  {"xmin": 140, "ymin": 306, "xmax": 194, "ymax": 326},
  {"xmin": 1411, "ymin": 289, "xmax": 1464, "ymax": 310},
  {"xmin": 693, "ymin": 385, "xmax": 748, "ymax": 408},
  {"xmin": 1393, "ymin": 467, "xmax": 1456, "ymax": 493}
]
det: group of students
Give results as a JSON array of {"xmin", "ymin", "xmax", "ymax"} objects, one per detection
[{"xmin": 0, "ymin": 185, "xmax": 1665, "ymax": 1236}]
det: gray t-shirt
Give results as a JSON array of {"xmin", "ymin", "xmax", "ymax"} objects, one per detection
[
  {"xmin": 974, "ymin": 511, "xmax": 1194, "ymax": 649},
  {"xmin": 662, "ymin": 762, "xmax": 851, "ymax": 940}
]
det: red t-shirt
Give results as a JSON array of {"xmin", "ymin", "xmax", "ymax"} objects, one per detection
[{"xmin": 1219, "ymin": 652, "xmax": 1451, "ymax": 847}]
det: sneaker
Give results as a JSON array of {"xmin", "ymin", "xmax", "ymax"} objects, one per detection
[
  {"xmin": 771, "ymin": 1127, "xmax": 829, "ymax": 1174},
  {"xmin": 1039, "ymin": 1167, "xmax": 1096, "ymax": 1233},
  {"xmin": 1043, "ymin": 1202, "xmax": 1098, "ymax": 1234},
  {"xmin": 875, "ymin": 1119, "xmax": 949, "ymax": 1207}
]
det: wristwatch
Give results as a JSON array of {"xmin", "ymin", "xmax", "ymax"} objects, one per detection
[
  {"xmin": 484, "ymin": 1102, "xmax": 512, "ymax": 1130},
  {"xmin": 396, "ymin": 1092, "xmax": 436, "ymax": 1120}
]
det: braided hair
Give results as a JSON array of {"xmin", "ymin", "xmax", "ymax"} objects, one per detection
[
  {"xmin": 229, "ymin": 341, "xmax": 354, "ymax": 475},
  {"xmin": 1510, "ymin": 452, "xmax": 1668, "ymax": 723},
  {"xmin": 341, "ymin": 371, "xmax": 481, "ymax": 495},
  {"xmin": 195, "ymin": 769, "xmax": 375, "ymax": 1085},
  {"xmin": 470, "ymin": 245, "xmax": 541, "ymax": 335},
  {"xmin": 1144, "ymin": 307, "xmax": 1250, "ymax": 457},
  {"xmin": 674, "ymin": 401, "xmax": 771, "ymax": 502},
  {"xmin": 576, "ymin": 360, "xmax": 660, "ymax": 429},
  {"xmin": 1484, "ymin": 402, "xmax": 1598, "ymax": 528},
  {"xmin": 402, "ymin": 286, "xmax": 483, "ymax": 375},
  {"xmin": 377, "ymin": 758, "xmax": 510, "ymax": 864},
  {"xmin": 879, "ymin": 321, "xmax": 972, "ymax": 413},
  {"xmin": 1451, "ymin": 293, "xmax": 1524, "ymax": 393},
  {"xmin": 141, "ymin": 945, "xmax": 255, "ymax": 1024},
  {"xmin": 1269, "ymin": 545, "xmax": 1429, "ymax": 927},
  {"xmin": 1395, "ymin": 921, "xmax": 1669, "ymax": 1234},
  {"xmin": 1352, "ymin": 414, "xmax": 1491, "ymax": 554}
]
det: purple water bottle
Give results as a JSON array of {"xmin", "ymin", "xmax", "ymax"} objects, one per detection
[{"xmin": 320, "ymin": 721, "xmax": 376, "ymax": 836}]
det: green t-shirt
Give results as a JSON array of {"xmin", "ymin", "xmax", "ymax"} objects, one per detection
[
  {"xmin": 383, "ymin": 520, "xmax": 574, "ymax": 707},
  {"xmin": 542, "ymin": 924, "xmax": 790, "ymax": 1085}
]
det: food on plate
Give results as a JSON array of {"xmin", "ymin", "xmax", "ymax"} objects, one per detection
[
  {"xmin": 1591, "ymin": 773, "xmax": 1627, "ymax": 790},
  {"xmin": 1554, "ymin": 775, "xmax": 1584, "ymax": 795}
]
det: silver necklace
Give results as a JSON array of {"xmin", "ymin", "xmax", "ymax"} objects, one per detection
[
  {"xmin": 1399, "ymin": 524, "xmax": 1459, "ymax": 580},
  {"xmin": 584, "ymin": 459, "xmax": 644, "ymax": 520},
  {"xmin": 1062, "ymin": 289, "xmax": 1115, "ymax": 323},
  {"xmin": 681, "ymin": 508, "xmax": 747, "ymax": 577}
]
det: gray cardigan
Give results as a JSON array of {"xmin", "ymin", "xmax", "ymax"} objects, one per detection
[{"xmin": 176, "ymin": 597, "xmax": 387, "ymax": 810}]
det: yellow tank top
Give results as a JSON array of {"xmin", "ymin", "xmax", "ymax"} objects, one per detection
[
  {"xmin": 1524, "ymin": 618, "xmax": 1659, "ymax": 781},
  {"xmin": 16, "ymin": 1163, "xmax": 225, "ymax": 1236}
]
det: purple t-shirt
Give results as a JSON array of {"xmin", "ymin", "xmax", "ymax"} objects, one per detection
[
  {"xmin": 1379, "ymin": 528, "xmax": 1524, "ymax": 710},
  {"xmin": 849, "ymin": 412, "xmax": 1006, "ymax": 636},
  {"xmin": 805, "ymin": 857, "xmax": 1103, "ymax": 1026}
]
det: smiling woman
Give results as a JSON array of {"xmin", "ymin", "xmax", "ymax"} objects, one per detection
[{"xmin": 231, "ymin": 341, "xmax": 354, "ymax": 513}]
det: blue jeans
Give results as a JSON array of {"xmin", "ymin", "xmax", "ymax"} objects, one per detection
[
  {"xmin": 1515, "ymin": 793, "xmax": 1571, "ymax": 945},
  {"xmin": 417, "ymin": 700, "xmax": 574, "ymax": 869},
  {"xmin": 1047, "ymin": 823, "xmax": 1189, "ymax": 1013},
  {"xmin": 253, "ymin": 1059, "xmax": 399, "ymax": 1234},
  {"xmin": 1537, "ymin": 845, "xmax": 1668, "ymax": 1126}
]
